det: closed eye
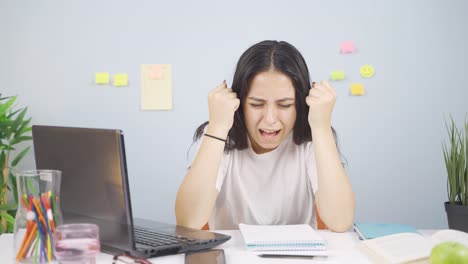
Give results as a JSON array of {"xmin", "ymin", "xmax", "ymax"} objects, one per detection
[
  {"xmin": 279, "ymin": 104, "xmax": 293, "ymax": 108},
  {"xmin": 249, "ymin": 104, "xmax": 264, "ymax": 108}
]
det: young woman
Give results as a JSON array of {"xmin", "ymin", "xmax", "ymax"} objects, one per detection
[{"xmin": 175, "ymin": 40, "xmax": 355, "ymax": 232}]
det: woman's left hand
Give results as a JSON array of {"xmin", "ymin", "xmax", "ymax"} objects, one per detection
[{"xmin": 305, "ymin": 80, "xmax": 337, "ymax": 130}]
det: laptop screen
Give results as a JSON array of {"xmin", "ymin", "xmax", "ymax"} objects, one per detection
[{"xmin": 32, "ymin": 125, "xmax": 135, "ymax": 250}]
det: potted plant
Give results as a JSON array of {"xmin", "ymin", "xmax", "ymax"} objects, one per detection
[
  {"xmin": 443, "ymin": 116, "xmax": 468, "ymax": 232},
  {"xmin": 0, "ymin": 94, "xmax": 32, "ymax": 234}
]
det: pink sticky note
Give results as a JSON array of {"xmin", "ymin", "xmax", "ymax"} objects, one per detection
[
  {"xmin": 149, "ymin": 65, "xmax": 164, "ymax": 80},
  {"xmin": 340, "ymin": 41, "xmax": 356, "ymax": 54}
]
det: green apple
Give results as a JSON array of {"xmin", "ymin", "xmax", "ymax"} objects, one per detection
[{"xmin": 430, "ymin": 241, "xmax": 468, "ymax": 264}]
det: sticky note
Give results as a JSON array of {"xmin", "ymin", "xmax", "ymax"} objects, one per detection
[
  {"xmin": 350, "ymin": 83, "xmax": 365, "ymax": 96},
  {"xmin": 95, "ymin": 72, "xmax": 110, "ymax": 84},
  {"xmin": 141, "ymin": 64, "xmax": 172, "ymax": 110},
  {"xmin": 340, "ymin": 41, "xmax": 356, "ymax": 54},
  {"xmin": 360, "ymin": 64, "xmax": 375, "ymax": 78},
  {"xmin": 113, "ymin": 73, "xmax": 128, "ymax": 87},
  {"xmin": 149, "ymin": 65, "xmax": 165, "ymax": 80},
  {"xmin": 330, "ymin": 71, "xmax": 345, "ymax": 81}
]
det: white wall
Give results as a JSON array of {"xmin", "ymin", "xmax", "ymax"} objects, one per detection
[{"xmin": 1, "ymin": 0, "xmax": 467, "ymax": 228}]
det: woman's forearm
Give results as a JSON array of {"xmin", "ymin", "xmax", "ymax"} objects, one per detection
[
  {"xmin": 175, "ymin": 127, "xmax": 227, "ymax": 229},
  {"xmin": 312, "ymin": 126, "xmax": 355, "ymax": 232}
]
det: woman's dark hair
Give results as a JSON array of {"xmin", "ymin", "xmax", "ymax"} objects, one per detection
[{"xmin": 193, "ymin": 40, "xmax": 339, "ymax": 153}]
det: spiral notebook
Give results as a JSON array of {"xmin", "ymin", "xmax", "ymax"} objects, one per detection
[{"xmin": 239, "ymin": 223, "xmax": 328, "ymax": 253}]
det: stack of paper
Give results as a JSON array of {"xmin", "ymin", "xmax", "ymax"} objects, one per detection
[{"xmin": 239, "ymin": 223, "xmax": 328, "ymax": 257}]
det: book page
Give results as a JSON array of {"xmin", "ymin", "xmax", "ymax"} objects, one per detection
[
  {"xmin": 432, "ymin": 229, "xmax": 468, "ymax": 247},
  {"xmin": 361, "ymin": 233, "xmax": 432, "ymax": 263}
]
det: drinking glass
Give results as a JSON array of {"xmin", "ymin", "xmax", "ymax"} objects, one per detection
[{"xmin": 54, "ymin": 223, "xmax": 100, "ymax": 264}]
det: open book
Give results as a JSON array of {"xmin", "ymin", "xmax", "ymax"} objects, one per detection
[
  {"xmin": 239, "ymin": 223, "xmax": 328, "ymax": 256},
  {"xmin": 359, "ymin": 229, "xmax": 468, "ymax": 264}
]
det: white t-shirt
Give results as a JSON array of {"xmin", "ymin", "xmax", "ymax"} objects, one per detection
[{"xmin": 191, "ymin": 132, "xmax": 318, "ymax": 230}]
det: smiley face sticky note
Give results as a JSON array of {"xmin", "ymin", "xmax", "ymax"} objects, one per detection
[
  {"xmin": 360, "ymin": 64, "xmax": 375, "ymax": 78},
  {"xmin": 330, "ymin": 71, "xmax": 345, "ymax": 81},
  {"xmin": 95, "ymin": 72, "xmax": 110, "ymax": 84},
  {"xmin": 350, "ymin": 83, "xmax": 365, "ymax": 96},
  {"xmin": 113, "ymin": 73, "xmax": 128, "ymax": 87},
  {"xmin": 149, "ymin": 65, "xmax": 165, "ymax": 80},
  {"xmin": 340, "ymin": 41, "xmax": 356, "ymax": 54}
]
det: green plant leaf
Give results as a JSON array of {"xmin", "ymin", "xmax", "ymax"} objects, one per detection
[
  {"xmin": 7, "ymin": 107, "xmax": 26, "ymax": 139},
  {"xmin": 0, "ymin": 151, "xmax": 5, "ymax": 193},
  {"xmin": 0, "ymin": 204, "xmax": 17, "ymax": 211},
  {"xmin": 8, "ymin": 171, "xmax": 18, "ymax": 205},
  {"xmin": 0, "ymin": 212, "xmax": 15, "ymax": 226},
  {"xmin": 11, "ymin": 146, "xmax": 30, "ymax": 167},
  {"xmin": 7, "ymin": 220, "xmax": 14, "ymax": 233},
  {"xmin": 25, "ymin": 176, "xmax": 38, "ymax": 197},
  {"xmin": 15, "ymin": 117, "xmax": 32, "ymax": 137},
  {"xmin": 9, "ymin": 136, "xmax": 32, "ymax": 146},
  {"xmin": 17, "ymin": 126, "xmax": 32, "ymax": 137},
  {"xmin": 0, "ymin": 96, "xmax": 16, "ymax": 117},
  {"xmin": 443, "ymin": 115, "xmax": 468, "ymax": 205},
  {"xmin": 6, "ymin": 108, "xmax": 21, "ymax": 119}
]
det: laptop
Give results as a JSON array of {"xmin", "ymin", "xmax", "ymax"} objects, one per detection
[{"xmin": 32, "ymin": 125, "xmax": 230, "ymax": 258}]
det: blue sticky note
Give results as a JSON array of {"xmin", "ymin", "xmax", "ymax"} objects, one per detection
[{"xmin": 353, "ymin": 223, "xmax": 418, "ymax": 240}]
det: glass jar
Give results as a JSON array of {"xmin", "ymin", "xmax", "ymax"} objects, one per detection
[
  {"xmin": 54, "ymin": 224, "xmax": 100, "ymax": 264},
  {"xmin": 14, "ymin": 170, "xmax": 63, "ymax": 264}
]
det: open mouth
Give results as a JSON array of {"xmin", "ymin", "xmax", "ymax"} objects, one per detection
[{"xmin": 259, "ymin": 129, "xmax": 281, "ymax": 139}]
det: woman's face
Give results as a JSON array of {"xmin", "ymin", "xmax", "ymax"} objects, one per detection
[{"xmin": 243, "ymin": 70, "xmax": 297, "ymax": 154}]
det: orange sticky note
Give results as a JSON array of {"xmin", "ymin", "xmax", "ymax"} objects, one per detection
[
  {"xmin": 350, "ymin": 83, "xmax": 365, "ymax": 96},
  {"xmin": 340, "ymin": 41, "xmax": 356, "ymax": 54},
  {"xmin": 148, "ymin": 65, "xmax": 164, "ymax": 80}
]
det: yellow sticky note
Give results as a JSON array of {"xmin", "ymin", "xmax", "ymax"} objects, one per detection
[
  {"xmin": 141, "ymin": 64, "xmax": 172, "ymax": 110},
  {"xmin": 330, "ymin": 71, "xmax": 345, "ymax": 81},
  {"xmin": 113, "ymin": 73, "xmax": 128, "ymax": 87},
  {"xmin": 360, "ymin": 64, "xmax": 375, "ymax": 78},
  {"xmin": 350, "ymin": 83, "xmax": 365, "ymax": 96},
  {"xmin": 95, "ymin": 72, "xmax": 110, "ymax": 84}
]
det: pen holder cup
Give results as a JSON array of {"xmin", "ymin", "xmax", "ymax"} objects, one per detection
[{"xmin": 13, "ymin": 170, "xmax": 63, "ymax": 264}]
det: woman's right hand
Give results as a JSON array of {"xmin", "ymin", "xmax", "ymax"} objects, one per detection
[{"xmin": 207, "ymin": 81, "xmax": 240, "ymax": 138}]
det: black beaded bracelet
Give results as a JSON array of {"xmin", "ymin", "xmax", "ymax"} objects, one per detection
[{"xmin": 204, "ymin": 133, "xmax": 226, "ymax": 143}]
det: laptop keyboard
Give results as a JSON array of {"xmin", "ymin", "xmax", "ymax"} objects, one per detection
[{"xmin": 134, "ymin": 226, "xmax": 197, "ymax": 247}]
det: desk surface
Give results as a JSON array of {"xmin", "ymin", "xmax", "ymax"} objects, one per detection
[{"xmin": 0, "ymin": 230, "xmax": 434, "ymax": 264}]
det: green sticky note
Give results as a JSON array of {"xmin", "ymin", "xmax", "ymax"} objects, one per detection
[
  {"xmin": 360, "ymin": 64, "xmax": 375, "ymax": 78},
  {"xmin": 330, "ymin": 71, "xmax": 345, "ymax": 81},
  {"xmin": 95, "ymin": 72, "xmax": 110, "ymax": 84},
  {"xmin": 113, "ymin": 73, "xmax": 128, "ymax": 87}
]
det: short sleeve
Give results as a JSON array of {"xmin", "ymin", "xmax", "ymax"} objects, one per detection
[{"xmin": 305, "ymin": 141, "xmax": 318, "ymax": 194}]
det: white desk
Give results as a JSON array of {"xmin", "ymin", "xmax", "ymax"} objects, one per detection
[{"xmin": 1, "ymin": 230, "xmax": 382, "ymax": 264}]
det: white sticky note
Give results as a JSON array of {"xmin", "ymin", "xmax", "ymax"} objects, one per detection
[{"xmin": 141, "ymin": 64, "xmax": 173, "ymax": 110}]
